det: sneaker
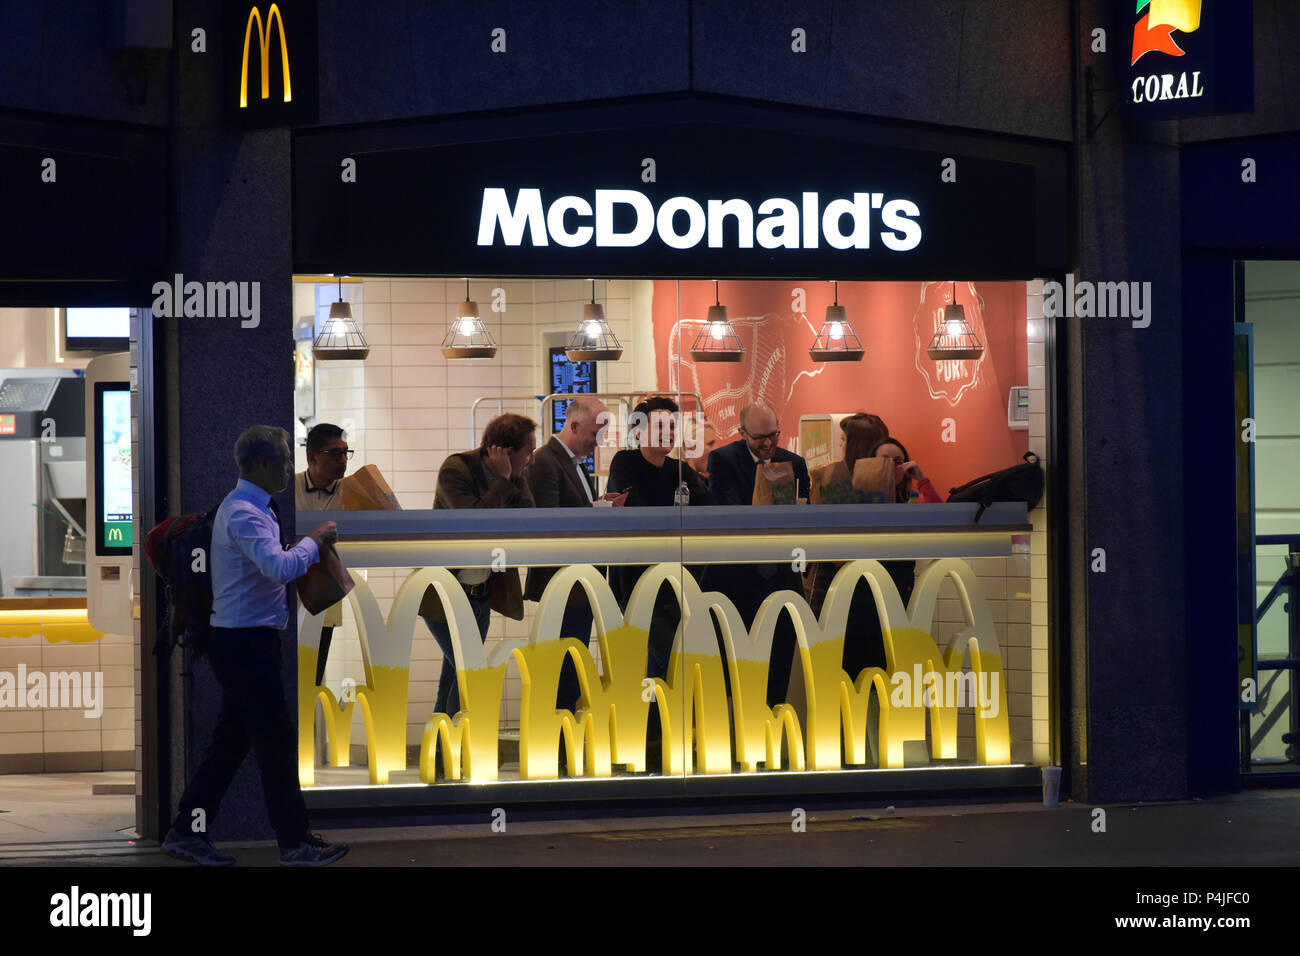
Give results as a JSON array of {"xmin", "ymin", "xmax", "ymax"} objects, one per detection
[
  {"xmin": 280, "ymin": 833, "xmax": 349, "ymax": 867},
  {"xmin": 161, "ymin": 827, "xmax": 236, "ymax": 867}
]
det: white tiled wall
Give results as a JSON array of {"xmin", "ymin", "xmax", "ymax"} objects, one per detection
[
  {"xmin": 295, "ymin": 278, "xmax": 647, "ymax": 749},
  {"xmin": 1027, "ymin": 279, "xmax": 1051, "ymax": 766}
]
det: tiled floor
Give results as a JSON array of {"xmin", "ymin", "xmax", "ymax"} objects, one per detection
[{"xmin": 0, "ymin": 771, "xmax": 135, "ymax": 845}]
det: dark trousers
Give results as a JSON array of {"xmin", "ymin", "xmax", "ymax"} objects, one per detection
[
  {"xmin": 172, "ymin": 626, "xmax": 309, "ymax": 849},
  {"xmin": 315, "ymin": 626, "xmax": 334, "ymax": 687},
  {"xmin": 555, "ymin": 601, "xmax": 594, "ymax": 711},
  {"xmin": 707, "ymin": 564, "xmax": 798, "ymax": 708},
  {"xmin": 842, "ymin": 560, "xmax": 916, "ymax": 679},
  {"xmin": 421, "ymin": 589, "xmax": 492, "ymax": 715}
]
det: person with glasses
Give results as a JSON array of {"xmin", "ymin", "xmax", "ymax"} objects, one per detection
[
  {"xmin": 706, "ymin": 403, "xmax": 810, "ymax": 708},
  {"xmin": 866, "ymin": 436, "xmax": 942, "ymax": 505},
  {"xmin": 830, "ymin": 435, "xmax": 943, "ymax": 683},
  {"xmin": 295, "ymin": 423, "xmax": 354, "ymax": 686}
]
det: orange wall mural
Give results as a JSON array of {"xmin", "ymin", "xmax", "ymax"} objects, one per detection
[{"xmin": 652, "ymin": 280, "xmax": 1029, "ymax": 496}]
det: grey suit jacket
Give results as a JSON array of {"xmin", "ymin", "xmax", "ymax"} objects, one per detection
[{"xmin": 524, "ymin": 436, "xmax": 595, "ymax": 603}]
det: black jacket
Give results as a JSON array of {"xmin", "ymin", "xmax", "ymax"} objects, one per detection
[
  {"xmin": 707, "ymin": 439, "xmax": 810, "ymax": 505},
  {"xmin": 524, "ymin": 436, "xmax": 597, "ymax": 603}
]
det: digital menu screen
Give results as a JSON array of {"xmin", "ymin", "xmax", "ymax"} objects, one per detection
[
  {"xmin": 95, "ymin": 382, "xmax": 133, "ymax": 555},
  {"xmin": 549, "ymin": 347, "xmax": 597, "ymax": 476},
  {"xmin": 66, "ymin": 307, "xmax": 131, "ymax": 352}
]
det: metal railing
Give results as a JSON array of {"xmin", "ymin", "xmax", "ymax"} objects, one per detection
[{"xmin": 1250, "ymin": 534, "xmax": 1300, "ymax": 767}]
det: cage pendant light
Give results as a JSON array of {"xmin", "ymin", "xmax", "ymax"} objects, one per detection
[
  {"xmin": 312, "ymin": 277, "xmax": 370, "ymax": 360},
  {"xmin": 565, "ymin": 279, "xmax": 623, "ymax": 361},
  {"xmin": 689, "ymin": 281, "xmax": 744, "ymax": 362},
  {"xmin": 442, "ymin": 279, "xmax": 499, "ymax": 358},
  {"xmin": 926, "ymin": 281, "xmax": 984, "ymax": 361},
  {"xmin": 809, "ymin": 282, "xmax": 864, "ymax": 362}
]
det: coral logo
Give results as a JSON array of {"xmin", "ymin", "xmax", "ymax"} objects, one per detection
[{"xmin": 1131, "ymin": 0, "xmax": 1201, "ymax": 66}]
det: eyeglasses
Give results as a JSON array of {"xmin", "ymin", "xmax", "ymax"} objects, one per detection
[
  {"xmin": 743, "ymin": 428, "xmax": 780, "ymax": 444},
  {"xmin": 321, "ymin": 448, "xmax": 354, "ymax": 460}
]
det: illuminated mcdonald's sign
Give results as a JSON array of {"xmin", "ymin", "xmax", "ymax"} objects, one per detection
[
  {"xmin": 225, "ymin": 0, "xmax": 317, "ymax": 127},
  {"xmin": 240, "ymin": 4, "xmax": 292, "ymax": 108},
  {"xmin": 107, "ymin": 528, "xmax": 123, "ymax": 542}
]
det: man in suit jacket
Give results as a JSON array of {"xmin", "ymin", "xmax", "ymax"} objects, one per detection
[
  {"xmin": 525, "ymin": 396, "xmax": 626, "ymax": 711},
  {"xmin": 419, "ymin": 413, "xmax": 537, "ymax": 716},
  {"xmin": 707, "ymin": 403, "xmax": 811, "ymax": 708}
]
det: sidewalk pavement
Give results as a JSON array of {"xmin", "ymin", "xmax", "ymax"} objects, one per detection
[{"xmin": 1, "ymin": 777, "xmax": 1297, "ymax": 867}]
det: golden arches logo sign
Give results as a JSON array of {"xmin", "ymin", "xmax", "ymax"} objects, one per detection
[
  {"xmin": 297, "ymin": 557, "xmax": 1017, "ymax": 786},
  {"xmin": 240, "ymin": 4, "xmax": 292, "ymax": 108},
  {"xmin": 227, "ymin": 0, "xmax": 316, "ymax": 126}
]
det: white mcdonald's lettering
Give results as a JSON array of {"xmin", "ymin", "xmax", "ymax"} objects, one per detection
[
  {"xmin": 240, "ymin": 3, "xmax": 292, "ymax": 108},
  {"xmin": 298, "ymin": 557, "xmax": 1012, "ymax": 783},
  {"xmin": 476, "ymin": 187, "xmax": 923, "ymax": 252}
]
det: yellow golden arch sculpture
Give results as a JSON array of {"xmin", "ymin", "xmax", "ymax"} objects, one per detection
[{"xmin": 295, "ymin": 558, "xmax": 1011, "ymax": 786}]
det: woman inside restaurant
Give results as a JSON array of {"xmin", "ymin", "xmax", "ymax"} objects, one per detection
[{"xmin": 808, "ymin": 427, "xmax": 944, "ymax": 681}]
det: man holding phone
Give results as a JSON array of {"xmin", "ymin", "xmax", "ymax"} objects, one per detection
[{"xmin": 525, "ymin": 396, "xmax": 626, "ymax": 712}]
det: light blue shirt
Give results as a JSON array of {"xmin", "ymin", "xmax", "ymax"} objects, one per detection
[{"xmin": 211, "ymin": 478, "xmax": 320, "ymax": 629}]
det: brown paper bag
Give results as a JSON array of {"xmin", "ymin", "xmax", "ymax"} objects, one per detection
[
  {"xmin": 852, "ymin": 456, "xmax": 896, "ymax": 504},
  {"xmin": 810, "ymin": 460, "xmax": 856, "ymax": 505},
  {"xmin": 298, "ymin": 543, "xmax": 356, "ymax": 615},
  {"xmin": 753, "ymin": 461, "xmax": 797, "ymax": 505},
  {"xmin": 339, "ymin": 464, "xmax": 401, "ymax": 510}
]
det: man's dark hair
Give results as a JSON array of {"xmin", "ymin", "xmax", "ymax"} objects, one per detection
[
  {"xmin": 306, "ymin": 422, "xmax": 345, "ymax": 454},
  {"xmin": 632, "ymin": 395, "xmax": 679, "ymax": 418},
  {"xmin": 479, "ymin": 413, "xmax": 537, "ymax": 454},
  {"xmin": 234, "ymin": 425, "xmax": 288, "ymax": 476}
]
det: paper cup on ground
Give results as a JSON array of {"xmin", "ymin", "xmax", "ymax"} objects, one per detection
[{"xmin": 1041, "ymin": 765, "xmax": 1061, "ymax": 808}]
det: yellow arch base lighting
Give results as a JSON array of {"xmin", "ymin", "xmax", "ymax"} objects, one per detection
[{"xmin": 297, "ymin": 559, "xmax": 1014, "ymax": 784}]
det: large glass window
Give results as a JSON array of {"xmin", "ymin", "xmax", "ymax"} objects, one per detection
[{"xmin": 290, "ymin": 276, "xmax": 1054, "ymax": 790}]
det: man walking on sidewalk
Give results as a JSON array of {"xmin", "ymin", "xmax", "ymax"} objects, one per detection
[{"xmin": 162, "ymin": 425, "xmax": 348, "ymax": 867}]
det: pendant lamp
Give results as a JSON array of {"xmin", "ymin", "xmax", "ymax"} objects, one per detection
[
  {"xmin": 689, "ymin": 280, "xmax": 744, "ymax": 362},
  {"xmin": 442, "ymin": 278, "xmax": 499, "ymax": 359},
  {"xmin": 312, "ymin": 276, "xmax": 370, "ymax": 360},
  {"xmin": 925, "ymin": 281, "xmax": 984, "ymax": 361},
  {"xmin": 809, "ymin": 281, "xmax": 864, "ymax": 362},
  {"xmin": 565, "ymin": 279, "xmax": 623, "ymax": 361}
]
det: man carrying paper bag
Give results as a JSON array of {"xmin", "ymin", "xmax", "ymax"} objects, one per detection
[
  {"xmin": 706, "ymin": 404, "xmax": 810, "ymax": 708},
  {"xmin": 296, "ymin": 424, "xmax": 400, "ymax": 686}
]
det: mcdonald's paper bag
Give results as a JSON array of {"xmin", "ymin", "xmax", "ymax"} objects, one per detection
[
  {"xmin": 852, "ymin": 456, "xmax": 896, "ymax": 504},
  {"xmin": 752, "ymin": 461, "xmax": 797, "ymax": 505},
  {"xmin": 298, "ymin": 543, "xmax": 355, "ymax": 616},
  {"xmin": 810, "ymin": 460, "xmax": 856, "ymax": 505},
  {"xmin": 339, "ymin": 464, "xmax": 401, "ymax": 511}
]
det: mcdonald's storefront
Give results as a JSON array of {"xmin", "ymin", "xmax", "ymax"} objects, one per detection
[
  {"xmin": 272, "ymin": 98, "xmax": 1072, "ymax": 824},
  {"xmin": 20, "ymin": 1, "xmax": 1254, "ymax": 846}
]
